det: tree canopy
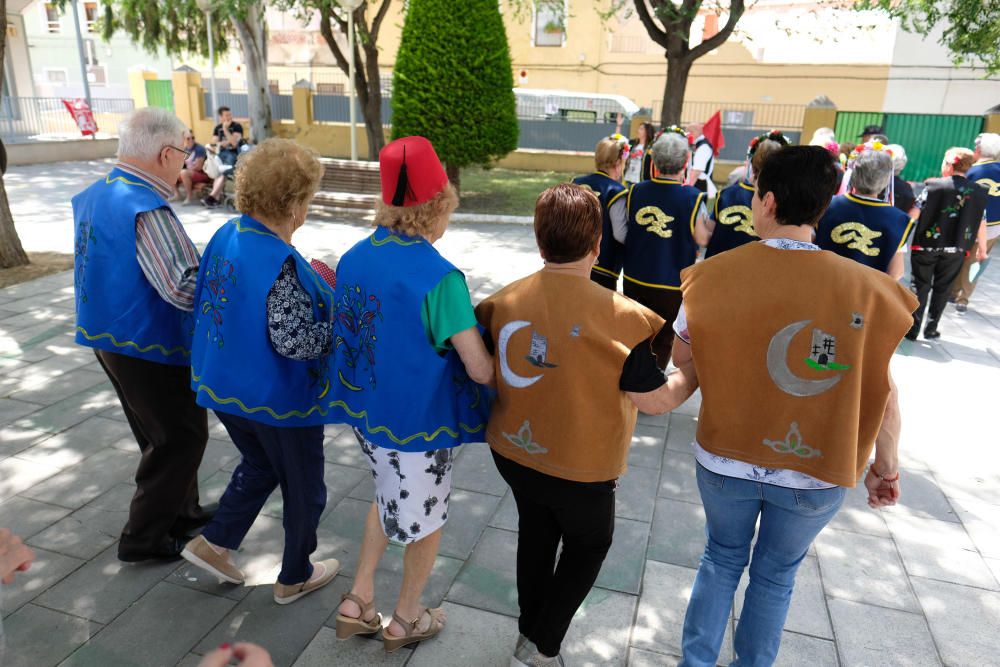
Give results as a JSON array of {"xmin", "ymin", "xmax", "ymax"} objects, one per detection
[
  {"xmin": 856, "ymin": 0, "xmax": 1000, "ymax": 75},
  {"xmin": 391, "ymin": 0, "xmax": 519, "ymax": 186}
]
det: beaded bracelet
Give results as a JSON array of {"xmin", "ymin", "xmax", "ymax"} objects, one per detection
[{"xmin": 868, "ymin": 465, "xmax": 900, "ymax": 483}]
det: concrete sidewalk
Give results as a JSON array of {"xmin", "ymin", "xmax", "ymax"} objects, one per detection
[{"xmin": 1, "ymin": 160, "xmax": 999, "ymax": 666}]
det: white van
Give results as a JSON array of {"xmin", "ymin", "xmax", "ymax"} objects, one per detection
[{"xmin": 514, "ymin": 88, "xmax": 641, "ymax": 123}]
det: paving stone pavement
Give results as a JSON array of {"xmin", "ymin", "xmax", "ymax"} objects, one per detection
[{"xmin": 2, "ymin": 160, "xmax": 999, "ymax": 666}]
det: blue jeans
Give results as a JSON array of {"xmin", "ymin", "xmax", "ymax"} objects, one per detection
[{"xmin": 680, "ymin": 464, "xmax": 846, "ymax": 667}]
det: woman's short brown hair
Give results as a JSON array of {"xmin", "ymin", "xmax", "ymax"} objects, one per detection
[
  {"xmin": 944, "ymin": 146, "xmax": 975, "ymax": 174},
  {"xmin": 534, "ymin": 183, "xmax": 602, "ymax": 264},
  {"xmin": 595, "ymin": 137, "xmax": 626, "ymax": 172},
  {"xmin": 373, "ymin": 183, "xmax": 459, "ymax": 238},
  {"xmin": 235, "ymin": 138, "xmax": 323, "ymax": 220}
]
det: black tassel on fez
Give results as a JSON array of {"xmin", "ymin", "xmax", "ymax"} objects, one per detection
[{"xmin": 392, "ymin": 146, "xmax": 408, "ymax": 206}]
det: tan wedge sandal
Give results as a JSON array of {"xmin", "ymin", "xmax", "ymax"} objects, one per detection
[
  {"xmin": 382, "ymin": 607, "xmax": 446, "ymax": 653},
  {"xmin": 335, "ymin": 593, "xmax": 383, "ymax": 639}
]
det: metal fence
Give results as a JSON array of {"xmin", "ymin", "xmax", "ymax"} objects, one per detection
[
  {"xmin": 203, "ymin": 92, "xmax": 294, "ymax": 122},
  {"xmin": 0, "ymin": 97, "xmax": 134, "ymax": 144},
  {"xmin": 652, "ymin": 100, "xmax": 807, "ymax": 132}
]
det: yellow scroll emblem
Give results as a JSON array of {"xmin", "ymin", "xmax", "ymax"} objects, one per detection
[
  {"xmin": 636, "ymin": 206, "xmax": 674, "ymax": 238},
  {"xmin": 830, "ymin": 222, "xmax": 883, "ymax": 256},
  {"xmin": 975, "ymin": 178, "xmax": 1000, "ymax": 197},
  {"xmin": 718, "ymin": 205, "xmax": 757, "ymax": 236}
]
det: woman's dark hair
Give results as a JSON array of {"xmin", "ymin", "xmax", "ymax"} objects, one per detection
[
  {"xmin": 534, "ymin": 183, "xmax": 602, "ymax": 264},
  {"xmin": 639, "ymin": 122, "xmax": 655, "ymax": 146},
  {"xmin": 756, "ymin": 146, "xmax": 839, "ymax": 227}
]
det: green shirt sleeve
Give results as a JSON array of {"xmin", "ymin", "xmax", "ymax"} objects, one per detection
[{"xmin": 421, "ymin": 270, "xmax": 478, "ymax": 354}]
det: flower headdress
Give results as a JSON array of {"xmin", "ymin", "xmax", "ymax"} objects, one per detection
[
  {"xmin": 744, "ymin": 129, "xmax": 791, "ymax": 182},
  {"xmin": 608, "ymin": 132, "xmax": 630, "ymax": 161},
  {"xmin": 838, "ymin": 140, "xmax": 896, "ymax": 204}
]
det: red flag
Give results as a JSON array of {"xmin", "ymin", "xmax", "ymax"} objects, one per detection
[
  {"xmin": 702, "ymin": 110, "xmax": 725, "ymax": 157},
  {"xmin": 62, "ymin": 99, "xmax": 98, "ymax": 137}
]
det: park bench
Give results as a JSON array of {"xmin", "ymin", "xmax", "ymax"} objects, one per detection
[{"xmin": 312, "ymin": 158, "xmax": 381, "ymax": 213}]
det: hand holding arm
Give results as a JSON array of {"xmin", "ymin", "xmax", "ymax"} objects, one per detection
[
  {"xmin": 865, "ymin": 371, "xmax": 901, "ymax": 507},
  {"xmin": 452, "ymin": 326, "xmax": 495, "ymax": 387},
  {"xmin": 627, "ymin": 337, "xmax": 698, "ymax": 415}
]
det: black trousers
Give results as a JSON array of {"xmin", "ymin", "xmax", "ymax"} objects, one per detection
[
  {"xmin": 910, "ymin": 250, "xmax": 965, "ymax": 333},
  {"xmin": 492, "ymin": 450, "xmax": 616, "ymax": 658},
  {"xmin": 95, "ymin": 350, "xmax": 209, "ymax": 554},
  {"xmin": 590, "ymin": 269, "xmax": 619, "ymax": 291},
  {"xmin": 623, "ymin": 279, "xmax": 683, "ymax": 367}
]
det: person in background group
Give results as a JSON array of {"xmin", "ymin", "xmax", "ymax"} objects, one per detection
[
  {"xmin": 173, "ymin": 129, "xmax": 210, "ymax": 205},
  {"xmin": 951, "ymin": 132, "xmax": 1000, "ymax": 312},
  {"xmin": 624, "ymin": 121, "xmax": 656, "ymax": 185},
  {"xmin": 817, "ymin": 142, "xmax": 914, "ymax": 279},
  {"xmin": 476, "ymin": 183, "xmax": 692, "ymax": 667},
  {"xmin": 859, "ymin": 124, "xmax": 884, "ymax": 145},
  {"xmin": 687, "ymin": 122, "xmax": 717, "ymax": 197},
  {"xmin": 649, "ymin": 146, "xmax": 916, "ymax": 667},
  {"xmin": 202, "ymin": 106, "xmax": 245, "ymax": 208},
  {"xmin": 886, "ymin": 144, "xmax": 918, "ymax": 216},
  {"xmin": 181, "ymin": 138, "xmax": 341, "ymax": 604},
  {"xmin": 610, "ymin": 127, "xmax": 707, "ymax": 364},
  {"xmin": 697, "ymin": 130, "xmax": 788, "ymax": 258},
  {"xmin": 908, "ymin": 147, "xmax": 988, "ymax": 340},
  {"xmin": 573, "ymin": 134, "xmax": 630, "ymax": 290},
  {"xmin": 72, "ymin": 107, "xmax": 212, "ymax": 562},
  {"xmin": 332, "ymin": 136, "xmax": 494, "ymax": 652}
]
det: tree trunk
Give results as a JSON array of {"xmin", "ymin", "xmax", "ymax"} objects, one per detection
[
  {"xmin": 361, "ymin": 43, "xmax": 385, "ymax": 159},
  {"xmin": 0, "ymin": 177, "xmax": 29, "ymax": 270},
  {"xmin": 232, "ymin": 4, "xmax": 272, "ymax": 142},
  {"xmin": 446, "ymin": 163, "xmax": 460, "ymax": 194},
  {"xmin": 660, "ymin": 56, "xmax": 693, "ymax": 127},
  {"xmin": 0, "ymin": 12, "xmax": 29, "ymax": 270}
]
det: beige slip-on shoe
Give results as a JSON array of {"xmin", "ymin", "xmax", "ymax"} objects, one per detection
[
  {"xmin": 273, "ymin": 558, "xmax": 340, "ymax": 605},
  {"xmin": 181, "ymin": 535, "xmax": 245, "ymax": 584}
]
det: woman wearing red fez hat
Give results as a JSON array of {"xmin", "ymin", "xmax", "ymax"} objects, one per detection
[{"xmin": 331, "ymin": 136, "xmax": 494, "ymax": 651}]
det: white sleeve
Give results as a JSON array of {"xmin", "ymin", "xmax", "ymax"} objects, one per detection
[
  {"xmin": 611, "ymin": 197, "xmax": 629, "ymax": 244},
  {"xmin": 672, "ymin": 303, "xmax": 691, "ymax": 344},
  {"xmin": 692, "ymin": 144, "xmax": 713, "ymax": 171}
]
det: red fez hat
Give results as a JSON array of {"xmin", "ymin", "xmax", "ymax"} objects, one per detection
[{"xmin": 379, "ymin": 136, "xmax": 449, "ymax": 207}]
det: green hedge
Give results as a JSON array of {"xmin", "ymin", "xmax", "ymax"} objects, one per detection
[{"xmin": 391, "ymin": 0, "xmax": 519, "ymax": 174}]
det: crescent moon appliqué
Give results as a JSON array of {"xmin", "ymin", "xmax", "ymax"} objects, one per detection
[
  {"xmin": 498, "ymin": 320, "xmax": 544, "ymax": 388},
  {"xmin": 766, "ymin": 320, "xmax": 842, "ymax": 397}
]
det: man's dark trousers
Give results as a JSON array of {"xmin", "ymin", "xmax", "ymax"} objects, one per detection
[
  {"xmin": 910, "ymin": 249, "xmax": 965, "ymax": 333},
  {"xmin": 95, "ymin": 349, "xmax": 208, "ymax": 555}
]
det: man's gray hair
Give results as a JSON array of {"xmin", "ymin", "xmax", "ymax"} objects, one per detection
[
  {"xmin": 851, "ymin": 149, "xmax": 893, "ymax": 196},
  {"xmin": 976, "ymin": 133, "xmax": 1000, "ymax": 160},
  {"xmin": 117, "ymin": 107, "xmax": 187, "ymax": 161},
  {"xmin": 886, "ymin": 144, "xmax": 907, "ymax": 175},
  {"xmin": 651, "ymin": 133, "xmax": 690, "ymax": 176}
]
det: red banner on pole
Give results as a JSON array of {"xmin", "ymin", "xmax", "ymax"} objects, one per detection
[
  {"xmin": 703, "ymin": 110, "xmax": 725, "ymax": 157},
  {"xmin": 62, "ymin": 99, "xmax": 99, "ymax": 137}
]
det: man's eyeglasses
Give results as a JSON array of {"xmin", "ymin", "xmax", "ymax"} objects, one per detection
[{"xmin": 165, "ymin": 145, "xmax": 191, "ymax": 158}]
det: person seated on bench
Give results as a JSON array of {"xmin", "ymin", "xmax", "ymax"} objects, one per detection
[
  {"xmin": 202, "ymin": 106, "xmax": 245, "ymax": 208},
  {"xmin": 173, "ymin": 129, "xmax": 210, "ymax": 205}
]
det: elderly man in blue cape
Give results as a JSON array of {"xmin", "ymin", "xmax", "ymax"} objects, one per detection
[{"xmin": 72, "ymin": 107, "xmax": 211, "ymax": 562}]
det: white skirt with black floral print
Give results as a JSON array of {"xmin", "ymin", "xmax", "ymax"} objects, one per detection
[{"xmin": 352, "ymin": 428, "xmax": 455, "ymax": 544}]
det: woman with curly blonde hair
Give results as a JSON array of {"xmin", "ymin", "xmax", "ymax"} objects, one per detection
[
  {"xmin": 331, "ymin": 136, "xmax": 493, "ymax": 652},
  {"xmin": 182, "ymin": 138, "xmax": 341, "ymax": 605}
]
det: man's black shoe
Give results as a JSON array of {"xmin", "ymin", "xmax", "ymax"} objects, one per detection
[
  {"xmin": 170, "ymin": 503, "xmax": 218, "ymax": 538},
  {"xmin": 904, "ymin": 327, "xmax": 919, "ymax": 341},
  {"xmin": 118, "ymin": 537, "xmax": 185, "ymax": 563},
  {"xmin": 924, "ymin": 328, "xmax": 941, "ymax": 340}
]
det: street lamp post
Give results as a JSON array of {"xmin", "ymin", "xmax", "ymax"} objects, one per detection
[
  {"xmin": 341, "ymin": 0, "xmax": 366, "ymax": 161},
  {"xmin": 70, "ymin": 0, "xmax": 92, "ymax": 107},
  {"xmin": 195, "ymin": 0, "xmax": 219, "ymax": 121}
]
